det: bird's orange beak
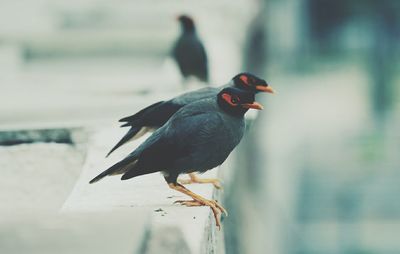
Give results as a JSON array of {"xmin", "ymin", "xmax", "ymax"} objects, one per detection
[
  {"xmin": 256, "ymin": 85, "xmax": 275, "ymax": 94},
  {"xmin": 242, "ymin": 102, "xmax": 264, "ymax": 110}
]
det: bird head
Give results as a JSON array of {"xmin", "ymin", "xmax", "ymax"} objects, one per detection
[
  {"xmin": 232, "ymin": 72, "xmax": 274, "ymax": 94},
  {"xmin": 177, "ymin": 15, "xmax": 196, "ymax": 33},
  {"xmin": 218, "ymin": 87, "xmax": 263, "ymax": 116}
]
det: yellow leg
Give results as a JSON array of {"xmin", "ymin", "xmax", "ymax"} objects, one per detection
[
  {"xmin": 168, "ymin": 182, "xmax": 228, "ymax": 230},
  {"xmin": 179, "ymin": 173, "xmax": 222, "ymax": 189}
]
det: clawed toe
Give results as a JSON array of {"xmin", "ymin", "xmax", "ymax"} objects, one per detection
[
  {"xmin": 211, "ymin": 200, "xmax": 228, "ymax": 216},
  {"xmin": 174, "ymin": 199, "xmax": 228, "ymax": 217},
  {"xmin": 168, "ymin": 183, "xmax": 226, "ymax": 230}
]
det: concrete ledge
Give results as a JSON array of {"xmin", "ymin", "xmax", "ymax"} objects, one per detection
[
  {"xmin": 0, "ymin": 142, "xmax": 84, "ymax": 215},
  {"xmin": 61, "ymin": 127, "xmax": 224, "ymax": 254},
  {"xmin": 0, "ymin": 213, "xmax": 149, "ymax": 254}
]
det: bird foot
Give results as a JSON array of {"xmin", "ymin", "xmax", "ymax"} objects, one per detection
[
  {"xmin": 174, "ymin": 199, "xmax": 228, "ymax": 230},
  {"xmin": 178, "ymin": 177, "xmax": 222, "ymax": 189}
]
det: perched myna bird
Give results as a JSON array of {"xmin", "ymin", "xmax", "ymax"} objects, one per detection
[
  {"xmin": 90, "ymin": 87, "xmax": 264, "ymax": 229},
  {"xmin": 172, "ymin": 15, "xmax": 209, "ymax": 82},
  {"xmin": 107, "ymin": 73, "xmax": 273, "ymax": 158}
]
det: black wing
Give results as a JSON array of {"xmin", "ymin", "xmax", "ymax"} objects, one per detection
[
  {"xmin": 120, "ymin": 109, "xmax": 224, "ymax": 180},
  {"xmin": 120, "ymin": 101, "xmax": 182, "ymax": 128},
  {"xmin": 105, "ymin": 126, "xmax": 142, "ymax": 157},
  {"xmin": 193, "ymin": 41, "xmax": 208, "ymax": 82},
  {"xmin": 119, "ymin": 101, "xmax": 164, "ymax": 125},
  {"xmin": 172, "ymin": 35, "xmax": 208, "ymax": 82}
]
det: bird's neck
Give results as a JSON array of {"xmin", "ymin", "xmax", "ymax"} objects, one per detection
[{"xmin": 182, "ymin": 25, "xmax": 196, "ymax": 34}]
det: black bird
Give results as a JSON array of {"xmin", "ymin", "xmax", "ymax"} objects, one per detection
[
  {"xmin": 172, "ymin": 15, "xmax": 208, "ymax": 82},
  {"xmin": 90, "ymin": 87, "xmax": 264, "ymax": 229},
  {"xmin": 106, "ymin": 73, "xmax": 273, "ymax": 158}
]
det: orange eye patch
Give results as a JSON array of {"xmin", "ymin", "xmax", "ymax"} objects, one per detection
[
  {"xmin": 222, "ymin": 93, "xmax": 240, "ymax": 106},
  {"xmin": 240, "ymin": 75, "xmax": 249, "ymax": 86}
]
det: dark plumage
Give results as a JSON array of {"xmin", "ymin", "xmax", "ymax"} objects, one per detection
[
  {"xmin": 90, "ymin": 87, "xmax": 264, "ymax": 229},
  {"xmin": 106, "ymin": 73, "xmax": 273, "ymax": 157},
  {"xmin": 172, "ymin": 15, "xmax": 208, "ymax": 82}
]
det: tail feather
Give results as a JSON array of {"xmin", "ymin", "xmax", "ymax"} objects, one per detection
[
  {"xmin": 119, "ymin": 101, "xmax": 164, "ymax": 124},
  {"xmin": 89, "ymin": 154, "xmax": 138, "ymax": 184},
  {"xmin": 120, "ymin": 164, "xmax": 159, "ymax": 180},
  {"xmin": 106, "ymin": 127, "xmax": 142, "ymax": 157},
  {"xmin": 90, "ymin": 153, "xmax": 159, "ymax": 183}
]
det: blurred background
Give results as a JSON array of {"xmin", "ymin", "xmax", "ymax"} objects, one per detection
[{"xmin": 1, "ymin": 0, "xmax": 400, "ymax": 253}]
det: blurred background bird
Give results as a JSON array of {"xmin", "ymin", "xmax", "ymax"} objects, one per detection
[
  {"xmin": 172, "ymin": 15, "xmax": 209, "ymax": 86},
  {"xmin": 90, "ymin": 87, "xmax": 264, "ymax": 228}
]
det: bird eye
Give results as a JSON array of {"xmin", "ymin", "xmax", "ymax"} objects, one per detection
[{"xmin": 231, "ymin": 96, "xmax": 239, "ymax": 104}]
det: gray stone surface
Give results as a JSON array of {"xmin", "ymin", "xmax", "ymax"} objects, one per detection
[
  {"xmin": 0, "ymin": 213, "xmax": 149, "ymax": 254},
  {"xmin": 0, "ymin": 142, "xmax": 85, "ymax": 216},
  {"xmin": 62, "ymin": 127, "xmax": 223, "ymax": 254},
  {"xmin": 145, "ymin": 226, "xmax": 191, "ymax": 254},
  {"xmin": 0, "ymin": 141, "xmax": 152, "ymax": 253}
]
